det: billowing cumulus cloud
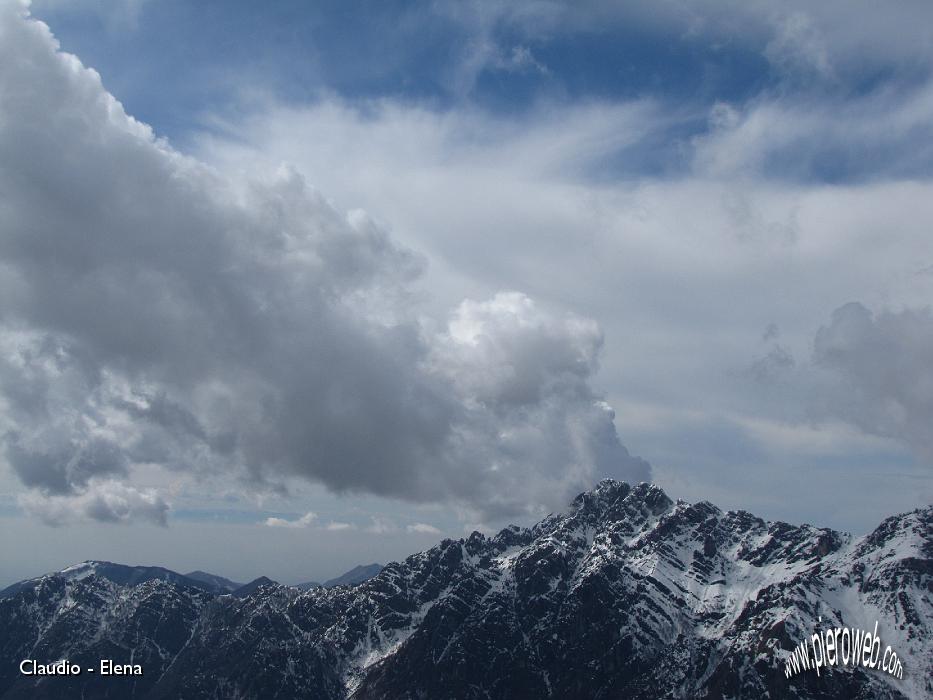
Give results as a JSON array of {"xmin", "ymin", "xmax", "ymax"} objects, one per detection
[
  {"xmin": 814, "ymin": 302, "xmax": 933, "ymax": 462},
  {"xmin": 0, "ymin": 5, "xmax": 647, "ymax": 524},
  {"xmin": 427, "ymin": 293, "xmax": 649, "ymax": 517}
]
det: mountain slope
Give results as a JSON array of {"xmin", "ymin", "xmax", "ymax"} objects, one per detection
[
  {"xmin": 294, "ymin": 563, "xmax": 382, "ymax": 591},
  {"xmin": 231, "ymin": 576, "xmax": 279, "ymax": 598},
  {"xmin": 294, "ymin": 580, "xmax": 322, "ymax": 590},
  {"xmin": 0, "ymin": 481, "xmax": 928, "ymax": 699},
  {"xmin": 322, "ymin": 564, "xmax": 383, "ymax": 589},
  {"xmin": 183, "ymin": 570, "xmax": 243, "ymax": 593}
]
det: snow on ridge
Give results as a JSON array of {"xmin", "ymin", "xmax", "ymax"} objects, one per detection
[{"xmin": 57, "ymin": 561, "xmax": 99, "ymax": 581}]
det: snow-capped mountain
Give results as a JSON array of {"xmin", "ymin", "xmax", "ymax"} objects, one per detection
[{"xmin": 0, "ymin": 481, "xmax": 929, "ymax": 699}]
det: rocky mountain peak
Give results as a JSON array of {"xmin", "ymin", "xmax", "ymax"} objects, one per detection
[{"xmin": 565, "ymin": 479, "xmax": 673, "ymax": 528}]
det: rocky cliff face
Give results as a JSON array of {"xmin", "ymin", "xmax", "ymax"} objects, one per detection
[{"xmin": 1, "ymin": 481, "xmax": 929, "ymax": 699}]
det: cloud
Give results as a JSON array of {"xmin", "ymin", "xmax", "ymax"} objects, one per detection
[
  {"xmin": 490, "ymin": 45, "xmax": 549, "ymax": 76},
  {"xmin": 264, "ymin": 511, "xmax": 318, "ymax": 528},
  {"xmin": 190, "ymin": 47, "xmax": 933, "ymax": 531},
  {"xmin": 0, "ymin": 7, "xmax": 646, "ymax": 523},
  {"xmin": 813, "ymin": 302, "xmax": 933, "ymax": 463},
  {"xmin": 325, "ymin": 521, "xmax": 354, "ymax": 531},
  {"xmin": 426, "ymin": 292, "xmax": 650, "ymax": 517},
  {"xmin": 763, "ymin": 11, "xmax": 834, "ymax": 83},
  {"xmin": 747, "ymin": 325, "xmax": 796, "ymax": 383},
  {"xmin": 18, "ymin": 479, "xmax": 169, "ymax": 526},
  {"xmin": 366, "ymin": 517, "xmax": 397, "ymax": 535},
  {"xmin": 407, "ymin": 522, "xmax": 441, "ymax": 534},
  {"xmin": 693, "ymin": 82, "xmax": 933, "ymax": 182}
]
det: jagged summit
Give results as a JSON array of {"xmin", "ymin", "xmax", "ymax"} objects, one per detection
[
  {"xmin": 567, "ymin": 479, "xmax": 673, "ymax": 522},
  {"xmin": 0, "ymin": 484, "xmax": 928, "ymax": 699}
]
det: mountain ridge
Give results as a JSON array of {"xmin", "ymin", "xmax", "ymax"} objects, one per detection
[
  {"xmin": 183, "ymin": 570, "xmax": 243, "ymax": 593},
  {"xmin": 0, "ymin": 480, "xmax": 928, "ymax": 699},
  {"xmin": 0, "ymin": 560, "xmax": 223, "ymax": 598},
  {"xmin": 0, "ymin": 561, "xmax": 383, "ymax": 600}
]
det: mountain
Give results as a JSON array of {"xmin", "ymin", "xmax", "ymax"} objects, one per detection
[
  {"xmin": 183, "ymin": 570, "xmax": 243, "ymax": 593},
  {"xmin": 323, "ymin": 563, "xmax": 383, "ymax": 588},
  {"xmin": 293, "ymin": 563, "xmax": 382, "ymax": 591},
  {"xmin": 0, "ymin": 560, "xmax": 224, "ymax": 599},
  {"xmin": 0, "ymin": 481, "xmax": 928, "ymax": 699},
  {"xmin": 294, "ymin": 579, "xmax": 322, "ymax": 590},
  {"xmin": 231, "ymin": 576, "xmax": 278, "ymax": 598},
  {"xmin": 1, "ymin": 560, "xmax": 381, "ymax": 600}
]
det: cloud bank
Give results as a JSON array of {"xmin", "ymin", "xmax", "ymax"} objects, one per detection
[{"xmin": 0, "ymin": 4, "xmax": 648, "ymax": 524}]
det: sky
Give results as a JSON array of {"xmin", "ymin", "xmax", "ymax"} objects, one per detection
[{"xmin": 1, "ymin": 0, "xmax": 932, "ymax": 587}]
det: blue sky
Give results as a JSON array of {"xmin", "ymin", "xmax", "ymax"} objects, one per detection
[
  {"xmin": 1, "ymin": 0, "xmax": 932, "ymax": 585},
  {"xmin": 31, "ymin": 0, "xmax": 933, "ymax": 182},
  {"xmin": 33, "ymin": 1, "xmax": 771, "ymax": 137}
]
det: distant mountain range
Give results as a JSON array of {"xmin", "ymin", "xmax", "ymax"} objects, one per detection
[
  {"xmin": 0, "ymin": 561, "xmax": 383, "ymax": 600},
  {"xmin": 0, "ymin": 481, "xmax": 928, "ymax": 699},
  {"xmin": 0, "ymin": 561, "xmax": 226, "ymax": 598}
]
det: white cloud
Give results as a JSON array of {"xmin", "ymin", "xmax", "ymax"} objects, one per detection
[
  {"xmin": 264, "ymin": 511, "xmax": 318, "ymax": 528},
  {"xmin": 692, "ymin": 84, "xmax": 933, "ymax": 181},
  {"xmin": 366, "ymin": 517, "xmax": 397, "ymax": 535},
  {"xmin": 763, "ymin": 11, "xmax": 834, "ymax": 82},
  {"xmin": 492, "ymin": 45, "xmax": 549, "ymax": 75},
  {"xmin": 407, "ymin": 522, "xmax": 441, "ymax": 534},
  {"xmin": 325, "ymin": 521, "xmax": 354, "ymax": 531},
  {"xmin": 19, "ymin": 479, "xmax": 169, "ymax": 526}
]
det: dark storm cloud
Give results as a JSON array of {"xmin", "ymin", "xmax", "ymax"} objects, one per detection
[{"xmin": 0, "ymin": 5, "xmax": 648, "ymax": 523}]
